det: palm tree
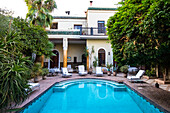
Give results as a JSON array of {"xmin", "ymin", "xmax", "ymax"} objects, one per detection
[
  {"xmin": 25, "ymin": 0, "xmax": 56, "ymax": 67},
  {"xmin": 25, "ymin": 0, "xmax": 57, "ymax": 28}
]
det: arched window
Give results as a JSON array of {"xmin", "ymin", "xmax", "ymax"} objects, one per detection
[{"xmin": 98, "ymin": 49, "xmax": 105, "ymax": 66}]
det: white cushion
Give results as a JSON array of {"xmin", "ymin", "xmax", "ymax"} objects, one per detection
[{"xmin": 127, "ymin": 70, "xmax": 145, "ymax": 80}]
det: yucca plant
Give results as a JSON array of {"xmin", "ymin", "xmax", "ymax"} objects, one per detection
[{"xmin": 0, "ymin": 29, "xmax": 32, "ymax": 110}]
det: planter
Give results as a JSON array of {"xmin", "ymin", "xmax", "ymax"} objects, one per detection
[
  {"xmin": 107, "ymin": 71, "xmax": 111, "ymax": 76},
  {"xmin": 113, "ymin": 71, "xmax": 117, "ymax": 76},
  {"xmin": 34, "ymin": 76, "xmax": 39, "ymax": 83},
  {"xmin": 123, "ymin": 73, "xmax": 128, "ymax": 78},
  {"xmin": 88, "ymin": 68, "xmax": 93, "ymax": 75},
  {"xmin": 143, "ymin": 75, "xmax": 157, "ymax": 79},
  {"xmin": 42, "ymin": 75, "xmax": 46, "ymax": 80}
]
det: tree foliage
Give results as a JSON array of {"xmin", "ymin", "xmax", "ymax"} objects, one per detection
[
  {"xmin": 12, "ymin": 17, "xmax": 54, "ymax": 58},
  {"xmin": 25, "ymin": 0, "xmax": 57, "ymax": 27},
  {"xmin": 0, "ymin": 17, "xmax": 31, "ymax": 109},
  {"xmin": 107, "ymin": 0, "xmax": 170, "ymax": 67},
  {"xmin": 0, "ymin": 10, "xmax": 54, "ymax": 109}
]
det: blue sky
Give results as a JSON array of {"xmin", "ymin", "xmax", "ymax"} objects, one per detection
[{"xmin": 0, "ymin": 0, "xmax": 121, "ymax": 18}]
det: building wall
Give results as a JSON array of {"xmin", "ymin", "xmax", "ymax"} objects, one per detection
[
  {"xmin": 67, "ymin": 44, "xmax": 86, "ymax": 63},
  {"xmin": 87, "ymin": 39, "xmax": 113, "ymax": 67},
  {"xmin": 46, "ymin": 19, "xmax": 87, "ymax": 30},
  {"xmin": 54, "ymin": 44, "xmax": 63, "ymax": 62},
  {"xmin": 87, "ymin": 10, "xmax": 117, "ymax": 27},
  {"xmin": 54, "ymin": 43, "xmax": 85, "ymax": 63}
]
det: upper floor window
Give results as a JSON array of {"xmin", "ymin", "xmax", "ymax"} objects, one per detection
[
  {"xmin": 50, "ymin": 23, "xmax": 58, "ymax": 29},
  {"xmin": 74, "ymin": 25, "xmax": 82, "ymax": 29},
  {"xmin": 98, "ymin": 21, "xmax": 105, "ymax": 33}
]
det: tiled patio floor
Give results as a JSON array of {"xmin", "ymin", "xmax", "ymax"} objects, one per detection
[{"xmin": 17, "ymin": 73, "xmax": 170, "ymax": 113}]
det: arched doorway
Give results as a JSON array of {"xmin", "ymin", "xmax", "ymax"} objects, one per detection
[
  {"xmin": 98, "ymin": 49, "xmax": 105, "ymax": 66},
  {"xmin": 50, "ymin": 50, "xmax": 59, "ymax": 68},
  {"xmin": 82, "ymin": 54, "xmax": 86, "ymax": 64}
]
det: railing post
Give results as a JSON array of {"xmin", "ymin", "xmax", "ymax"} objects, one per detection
[
  {"xmin": 80, "ymin": 27, "xmax": 82, "ymax": 35},
  {"xmin": 90, "ymin": 27, "xmax": 93, "ymax": 35}
]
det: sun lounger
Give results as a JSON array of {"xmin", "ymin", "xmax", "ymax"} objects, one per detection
[
  {"xmin": 78, "ymin": 65, "xmax": 87, "ymax": 76},
  {"xmin": 28, "ymin": 83, "xmax": 40, "ymax": 92},
  {"xmin": 67, "ymin": 65, "xmax": 73, "ymax": 73},
  {"xmin": 127, "ymin": 70, "xmax": 145, "ymax": 80},
  {"xmin": 95, "ymin": 67, "xmax": 103, "ymax": 77},
  {"xmin": 62, "ymin": 67, "xmax": 72, "ymax": 78}
]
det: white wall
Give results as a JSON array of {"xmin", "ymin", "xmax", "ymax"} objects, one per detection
[
  {"xmin": 46, "ymin": 18, "xmax": 87, "ymax": 30},
  {"xmin": 87, "ymin": 10, "xmax": 117, "ymax": 27},
  {"xmin": 87, "ymin": 39, "xmax": 113, "ymax": 67},
  {"xmin": 67, "ymin": 44, "xmax": 86, "ymax": 62},
  {"xmin": 54, "ymin": 43, "xmax": 85, "ymax": 63}
]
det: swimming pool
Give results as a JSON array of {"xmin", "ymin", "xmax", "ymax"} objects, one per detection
[{"xmin": 21, "ymin": 79, "xmax": 163, "ymax": 113}]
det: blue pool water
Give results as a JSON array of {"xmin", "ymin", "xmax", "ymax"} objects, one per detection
[{"xmin": 21, "ymin": 79, "xmax": 163, "ymax": 113}]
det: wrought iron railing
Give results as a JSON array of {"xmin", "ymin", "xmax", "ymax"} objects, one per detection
[
  {"xmin": 80, "ymin": 27, "xmax": 106, "ymax": 35},
  {"xmin": 47, "ymin": 27, "xmax": 107, "ymax": 36}
]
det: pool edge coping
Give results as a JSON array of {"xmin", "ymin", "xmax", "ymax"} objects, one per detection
[{"xmin": 16, "ymin": 78, "xmax": 170, "ymax": 113}]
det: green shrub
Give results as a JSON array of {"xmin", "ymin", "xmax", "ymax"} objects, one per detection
[
  {"xmin": 120, "ymin": 65, "xmax": 129, "ymax": 74},
  {"xmin": 145, "ymin": 68, "xmax": 156, "ymax": 77},
  {"xmin": 93, "ymin": 56, "xmax": 98, "ymax": 68},
  {"xmin": 107, "ymin": 63, "xmax": 113, "ymax": 71}
]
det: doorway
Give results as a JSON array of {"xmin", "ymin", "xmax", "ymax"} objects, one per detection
[
  {"xmin": 50, "ymin": 50, "xmax": 59, "ymax": 68},
  {"xmin": 98, "ymin": 49, "xmax": 105, "ymax": 66}
]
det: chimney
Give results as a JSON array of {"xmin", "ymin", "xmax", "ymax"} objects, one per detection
[
  {"xmin": 90, "ymin": 1, "xmax": 93, "ymax": 6},
  {"xmin": 65, "ymin": 11, "xmax": 70, "ymax": 15}
]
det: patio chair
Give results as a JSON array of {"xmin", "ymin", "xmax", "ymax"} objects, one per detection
[
  {"xmin": 27, "ymin": 83, "xmax": 40, "ymax": 92},
  {"xmin": 127, "ymin": 70, "xmax": 145, "ymax": 81},
  {"xmin": 62, "ymin": 67, "xmax": 72, "ymax": 78},
  {"xmin": 67, "ymin": 65, "xmax": 73, "ymax": 73},
  {"xmin": 78, "ymin": 65, "xmax": 87, "ymax": 76},
  {"xmin": 95, "ymin": 67, "xmax": 103, "ymax": 77}
]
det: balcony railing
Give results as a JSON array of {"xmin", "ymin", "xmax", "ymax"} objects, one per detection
[
  {"xmin": 47, "ymin": 30, "xmax": 80, "ymax": 35},
  {"xmin": 80, "ymin": 27, "xmax": 107, "ymax": 36},
  {"xmin": 46, "ymin": 27, "xmax": 107, "ymax": 36}
]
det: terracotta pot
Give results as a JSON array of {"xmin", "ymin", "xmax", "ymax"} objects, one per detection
[
  {"xmin": 34, "ymin": 76, "xmax": 39, "ymax": 83},
  {"xmin": 123, "ymin": 73, "xmax": 128, "ymax": 78},
  {"xmin": 113, "ymin": 71, "xmax": 117, "ymax": 76},
  {"xmin": 88, "ymin": 68, "xmax": 93, "ymax": 75},
  {"xmin": 107, "ymin": 71, "xmax": 111, "ymax": 76}
]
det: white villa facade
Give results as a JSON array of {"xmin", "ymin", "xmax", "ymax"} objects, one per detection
[{"xmin": 45, "ymin": 7, "xmax": 117, "ymax": 71}]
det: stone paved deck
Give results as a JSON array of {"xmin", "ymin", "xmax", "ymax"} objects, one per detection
[{"xmin": 17, "ymin": 73, "xmax": 170, "ymax": 113}]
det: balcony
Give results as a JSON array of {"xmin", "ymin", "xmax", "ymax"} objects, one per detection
[
  {"xmin": 46, "ymin": 27, "xmax": 107, "ymax": 36},
  {"xmin": 46, "ymin": 29, "xmax": 80, "ymax": 35},
  {"xmin": 80, "ymin": 27, "xmax": 107, "ymax": 36}
]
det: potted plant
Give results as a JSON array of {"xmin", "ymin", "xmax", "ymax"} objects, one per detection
[
  {"xmin": 84, "ymin": 46, "xmax": 95, "ymax": 74},
  {"xmin": 107, "ymin": 63, "xmax": 113, "ymax": 76},
  {"xmin": 113, "ymin": 65, "xmax": 118, "ymax": 76},
  {"xmin": 41, "ymin": 68, "xmax": 49, "ymax": 80},
  {"xmin": 93, "ymin": 56, "xmax": 98, "ymax": 73},
  {"xmin": 120, "ymin": 65, "xmax": 129, "ymax": 77},
  {"xmin": 31, "ymin": 63, "xmax": 42, "ymax": 82}
]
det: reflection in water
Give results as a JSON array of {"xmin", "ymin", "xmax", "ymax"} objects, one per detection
[
  {"xmin": 113, "ymin": 91, "xmax": 124, "ymax": 101},
  {"xmin": 78, "ymin": 83, "xmax": 84, "ymax": 88},
  {"xmin": 97, "ymin": 83, "xmax": 107, "ymax": 99}
]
